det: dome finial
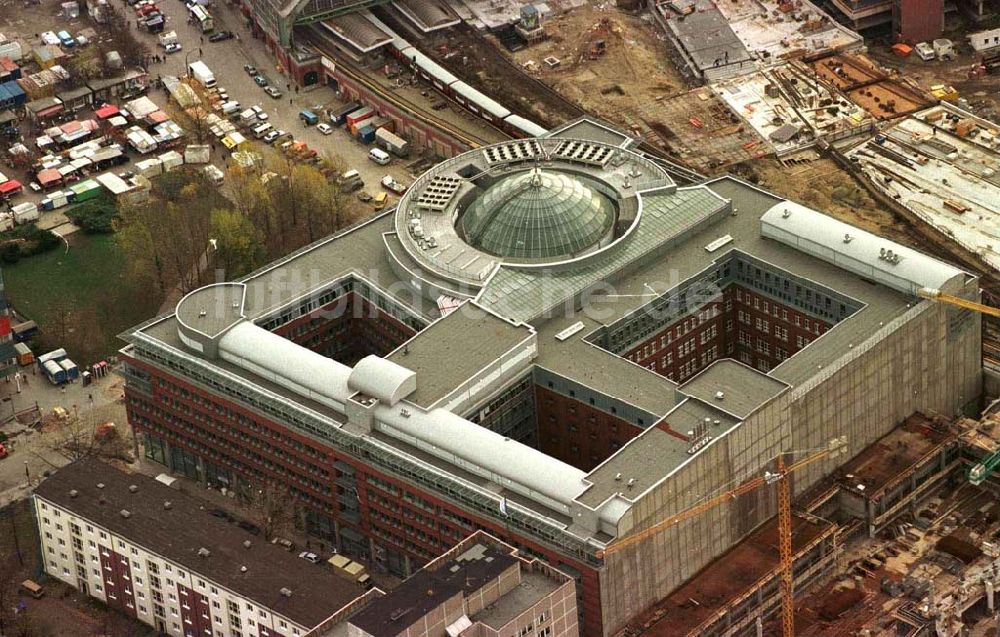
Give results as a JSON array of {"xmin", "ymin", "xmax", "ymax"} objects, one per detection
[{"xmin": 530, "ymin": 167, "xmax": 543, "ymax": 189}]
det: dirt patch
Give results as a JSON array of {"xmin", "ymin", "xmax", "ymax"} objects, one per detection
[
  {"xmin": 745, "ymin": 157, "xmax": 915, "ymax": 243},
  {"xmin": 505, "ymin": 7, "xmax": 686, "ymax": 127}
]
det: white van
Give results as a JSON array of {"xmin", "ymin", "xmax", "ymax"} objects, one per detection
[
  {"xmin": 220, "ymin": 100, "xmax": 241, "ymax": 116},
  {"xmin": 252, "ymin": 122, "xmax": 273, "ymax": 139},
  {"xmin": 368, "ymin": 148, "xmax": 391, "ymax": 166}
]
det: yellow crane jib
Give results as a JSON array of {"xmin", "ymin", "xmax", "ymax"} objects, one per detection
[{"xmin": 917, "ymin": 287, "xmax": 1000, "ymax": 318}]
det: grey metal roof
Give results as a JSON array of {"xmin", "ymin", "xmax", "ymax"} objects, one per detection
[
  {"xmin": 761, "ymin": 201, "xmax": 967, "ymax": 297},
  {"xmin": 680, "ymin": 360, "xmax": 788, "ymax": 419},
  {"xmin": 348, "ymin": 355, "xmax": 416, "ymax": 406},
  {"xmin": 476, "ymin": 185, "xmax": 730, "ymax": 322},
  {"xmin": 664, "ymin": 1, "xmax": 753, "ymax": 73},
  {"xmin": 175, "ymin": 283, "xmax": 246, "ymax": 339},
  {"xmin": 578, "ymin": 398, "xmax": 739, "ymax": 508},
  {"xmin": 386, "ymin": 307, "xmax": 533, "ymax": 409},
  {"xmin": 544, "ymin": 118, "xmax": 636, "ymax": 148}
]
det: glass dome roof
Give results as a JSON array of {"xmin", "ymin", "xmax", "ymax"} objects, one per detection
[{"xmin": 460, "ymin": 169, "xmax": 616, "ymax": 260}]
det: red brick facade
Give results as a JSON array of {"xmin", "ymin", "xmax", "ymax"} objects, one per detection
[
  {"xmin": 621, "ymin": 286, "xmax": 831, "ymax": 382},
  {"xmin": 177, "ymin": 584, "xmax": 213, "ymax": 637},
  {"xmin": 272, "ymin": 293, "xmax": 417, "ymax": 363},
  {"xmin": 535, "ymin": 386, "xmax": 643, "ymax": 472},
  {"xmin": 100, "ymin": 547, "xmax": 137, "ymax": 618},
  {"xmin": 124, "ymin": 360, "xmax": 601, "ymax": 635}
]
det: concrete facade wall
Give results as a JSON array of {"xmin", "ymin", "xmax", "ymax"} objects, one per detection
[
  {"xmin": 597, "ymin": 285, "xmax": 982, "ymax": 635},
  {"xmin": 34, "ymin": 495, "xmax": 311, "ymax": 637}
]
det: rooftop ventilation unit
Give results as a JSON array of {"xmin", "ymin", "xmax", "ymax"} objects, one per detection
[
  {"xmin": 482, "ymin": 140, "xmax": 542, "ymax": 165},
  {"xmin": 69, "ymin": 489, "xmax": 78, "ymax": 498},
  {"xmin": 415, "ymin": 175, "xmax": 462, "ymax": 212},
  {"xmin": 240, "ymin": 566, "xmax": 248, "ymax": 573},
  {"xmin": 280, "ymin": 587, "xmax": 292, "ymax": 598},
  {"xmin": 715, "ymin": 391, "xmax": 725, "ymax": 400},
  {"xmin": 197, "ymin": 548, "xmax": 211, "ymax": 557},
  {"xmin": 163, "ymin": 501, "xmax": 172, "ymax": 510},
  {"xmin": 243, "ymin": 540, "xmax": 252, "ymax": 549},
  {"xmin": 128, "ymin": 484, "xmax": 138, "ymax": 493},
  {"xmin": 96, "ymin": 483, "xmax": 105, "ymax": 489},
  {"xmin": 120, "ymin": 509, "xmax": 131, "ymax": 519}
]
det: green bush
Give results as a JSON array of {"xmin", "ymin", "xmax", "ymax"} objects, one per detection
[
  {"xmin": 65, "ymin": 195, "xmax": 118, "ymax": 233},
  {"xmin": 0, "ymin": 225, "xmax": 61, "ymax": 262}
]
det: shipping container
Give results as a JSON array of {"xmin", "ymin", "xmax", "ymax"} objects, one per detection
[
  {"xmin": 136, "ymin": 157, "xmax": 163, "ymax": 177},
  {"xmin": 69, "ymin": 179, "xmax": 101, "ymax": 202},
  {"xmin": 328, "ymin": 101, "xmax": 361, "ymax": 125},
  {"xmin": 345, "ymin": 106, "xmax": 374, "ymax": 129},
  {"xmin": 14, "ymin": 342, "xmax": 34, "ymax": 366},
  {"xmin": 43, "ymin": 359, "xmax": 66, "ymax": 384},
  {"xmin": 158, "ymin": 150, "xmax": 183, "ymax": 171},
  {"xmin": 184, "ymin": 144, "xmax": 210, "ymax": 164},
  {"xmin": 375, "ymin": 127, "xmax": 409, "ymax": 157},
  {"xmin": 0, "ymin": 213, "xmax": 11, "ymax": 232},
  {"xmin": 59, "ymin": 358, "xmax": 79, "ymax": 380},
  {"xmin": 356, "ymin": 124, "xmax": 376, "ymax": 144}
]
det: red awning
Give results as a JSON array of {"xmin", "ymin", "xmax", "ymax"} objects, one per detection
[
  {"xmin": 35, "ymin": 104, "xmax": 64, "ymax": 119},
  {"xmin": 94, "ymin": 104, "xmax": 120, "ymax": 119},
  {"xmin": 0, "ymin": 179, "xmax": 22, "ymax": 194},
  {"xmin": 37, "ymin": 169, "xmax": 61, "ymax": 186}
]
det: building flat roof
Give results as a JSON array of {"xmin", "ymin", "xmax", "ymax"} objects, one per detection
[
  {"xmin": 680, "ymin": 360, "xmax": 787, "ymax": 419},
  {"xmin": 349, "ymin": 543, "xmax": 516, "ymax": 637},
  {"xmin": 386, "ymin": 306, "xmax": 533, "ymax": 408},
  {"xmin": 34, "ymin": 459, "xmax": 364, "ymax": 628}
]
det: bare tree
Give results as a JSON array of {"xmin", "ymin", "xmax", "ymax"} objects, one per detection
[{"xmin": 245, "ymin": 483, "xmax": 296, "ymax": 541}]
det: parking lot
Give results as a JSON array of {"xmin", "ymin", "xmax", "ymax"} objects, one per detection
[
  {"xmin": 1, "ymin": 0, "xmax": 421, "ymax": 235},
  {"xmin": 140, "ymin": 0, "xmax": 417, "ymax": 190}
]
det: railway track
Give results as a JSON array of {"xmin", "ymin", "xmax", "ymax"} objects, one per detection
[{"xmin": 302, "ymin": 28, "xmax": 507, "ymax": 150}]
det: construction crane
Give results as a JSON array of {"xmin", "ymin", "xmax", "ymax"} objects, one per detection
[
  {"xmin": 597, "ymin": 436, "xmax": 848, "ymax": 637},
  {"xmin": 917, "ymin": 287, "xmax": 1000, "ymax": 318},
  {"xmin": 917, "ymin": 287, "xmax": 1000, "ymax": 486}
]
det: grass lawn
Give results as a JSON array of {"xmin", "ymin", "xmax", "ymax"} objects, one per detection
[{"xmin": 2, "ymin": 233, "xmax": 163, "ymax": 362}]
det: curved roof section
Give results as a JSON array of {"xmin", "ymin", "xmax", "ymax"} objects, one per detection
[
  {"xmin": 217, "ymin": 321, "xmax": 352, "ymax": 412},
  {"xmin": 348, "ymin": 355, "xmax": 416, "ymax": 406},
  {"xmin": 376, "ymin": 406, "xmax": 588, "ymax": 509},
  {"xmin": 461, "ymin": 169, "xmax": 615, "ymax": 260},
  {"xmin": 761, "ymin": 201, "xmax": 968, "ymax": 296}
]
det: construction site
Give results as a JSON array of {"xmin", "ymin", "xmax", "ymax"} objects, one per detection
[{"xmin": 619, "ymin": 407, "xmax": 1000, "ymax": 637}]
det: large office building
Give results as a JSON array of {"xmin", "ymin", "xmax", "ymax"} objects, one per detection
[{"xmin": 121, "ymin": 118, "xmax": 982, "ymax": 636}]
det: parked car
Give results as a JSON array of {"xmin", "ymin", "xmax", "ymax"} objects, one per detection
[
  {"xmin": 264, "ymin": 86, "xmax": 282, "ymax": 99},
  {"xmin": 243, "ymin": 64, "xmax": 257, "ymax": 75},
  {"xmin": 251, "ymin": 105, "xmax": 268, "ymax": 121},
  {"xmin": 253, "ymin": 73, "xmax": 269, "ymax": 87},
  {"xmin": 208, "ymin": 30, "xmax": 233, "ymax": 42},
  {"xmin": 164, "ymin": 42, "xmax": 182, "ymax": 54},
  {"xmin": 316, "ymin": 123, "xmax": 333, "ymax": 135},
  {"xmin": 298, "ymin": 551, "xmax": 320, "ymax": 564},
  {"xmin": 263, "ymin": 130, "xmax": 280, "ymax": 144},
  {"xmin": 381, "ymin": 175, "xmax": 408, "ymax": 195},
  {"xmin": 271, "ymin": 537, "xmax": 294, "ymax": 551}
]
